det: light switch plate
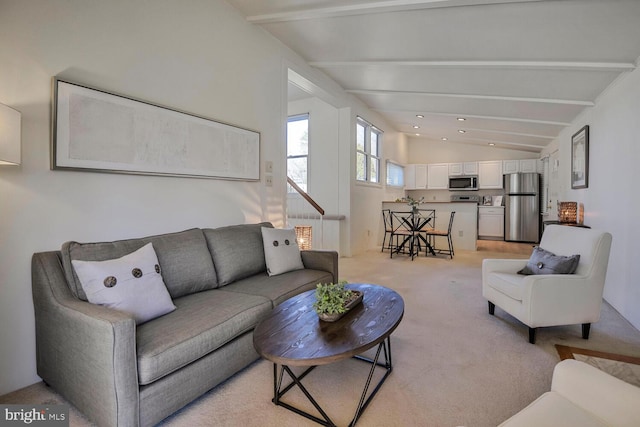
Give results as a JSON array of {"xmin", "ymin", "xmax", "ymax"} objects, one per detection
[{"xmin": 265, "ymin": 161, "xmax": 273, "ymax": 174}]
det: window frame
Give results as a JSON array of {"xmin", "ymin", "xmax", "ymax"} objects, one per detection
[
  {"xmin": 385, "ymin": 160, "xmax": 404, "ymax": 188},
  {"xmin": 356, "ymin": 116, "xmax": 382, "ymax": 184},
  {"xmin": 287, "ymin": 113, "xmax": 310, "ymax": 193}
]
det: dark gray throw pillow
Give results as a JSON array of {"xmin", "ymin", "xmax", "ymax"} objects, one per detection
[{"xmin": 518, "ymin": 246, "xmax": 580, "ymax": 276}]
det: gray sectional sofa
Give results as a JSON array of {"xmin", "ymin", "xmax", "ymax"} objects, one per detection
[{"xmin": 31, "ymin": 222, "xmax": 338, "ymax": 427}]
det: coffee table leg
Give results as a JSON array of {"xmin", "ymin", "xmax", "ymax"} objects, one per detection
[
  {"xmin": 273, "ymin": 364, "xmax": 336, "ymax": 426},
  {"xmin": 349, "ymin": 337, "xmax": 393, "ymax": 426},
  {"xmin": 270, "ymin": 337, "xmax": 393, "ymax": 427}
]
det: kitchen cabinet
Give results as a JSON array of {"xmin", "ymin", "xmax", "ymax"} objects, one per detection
[
  {"xmin": 519, "ymin": 159, "xmax": 538, "ymax": 173},
  {"xmin": 478, "ymin": 206, "xmax": 504, "ymax": 239},
  {"xmin": 405, "ymin": 164, "xmax": 427, "ymax": 189},
  {"xmin": 478, "ymin": 161, "xmax": 503, "ymax": 189},
  {"xmin": 503, "ymin": 159, "xmax": 539, "ymax": 174},
  {"xmin": 448, "ymin": 162, "xmax": 478, "ymax": 176},
  {"xmin": 427, "ymin": 163, "xmax": 449, "ymax": 189}
]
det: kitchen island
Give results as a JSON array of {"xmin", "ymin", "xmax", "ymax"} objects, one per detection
[{"xmin": 382, "ymin": 201, "xmax": 478, "ymax": 251}]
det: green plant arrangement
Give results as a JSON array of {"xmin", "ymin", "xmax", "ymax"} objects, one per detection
[
  {"xmin": 313, "ymin": 281, "xmax": 363, "ymax": 322},
  {"xmin": 404, "ymin": 196, "xmax": 425, "ymax": 213}
]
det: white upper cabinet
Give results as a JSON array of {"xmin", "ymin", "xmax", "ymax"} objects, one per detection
[
  {"xmin": 448, "ymin": 163, "xmax": 463, "ymax": 176},
  {"xmin": 519, "ymin": 159, "xmax": 538, "ymax": 173},
  {"xmin": 463, "ymin": 162, "xmax": 478, "ymax": 175},
  {"xmin": 405, "ymin": 164, "xmax": 427, "ymax": 189},
  {"xmin": 427, "ymin": 163, "xmax": 449, "ymax": 189},
  {"xmin": 449, "ymin": 162, "xmax": 478, "ymax": 176},
  {"xmin": 502, "ymin": 160, "xmax": 519, "ymax": 174},
  {"xmin": 503, "ymin": 159, "xmax": 539, "ymax": 174},
  {"xmin": 478, "ymin": 161, "xmax": 503, "ymax": 189}
]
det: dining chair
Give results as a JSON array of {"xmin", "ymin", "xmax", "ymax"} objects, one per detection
[
  {"xmin": 424, "ymin": 211, "xmax": 456, "ymax": 259},
  {"xmin": 389, "ymin": 211, "xmax": 417, "ymax": 259},
  {"xmin": 381, "ymin": 209, "xmax": 394, "ymax": 252}
]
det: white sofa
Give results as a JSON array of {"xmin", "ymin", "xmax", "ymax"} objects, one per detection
[
  {"xmin": 499, "ymin": 359, "xmax": 640, "ymax": 427},
  {"xmin": 482, "ymin": 225, "xmax": 612, "ymax": 343}
]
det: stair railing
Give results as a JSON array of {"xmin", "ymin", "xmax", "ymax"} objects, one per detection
[{"xmin": 287, "ymin": 177, "xmax": 324, "ymax": 249}]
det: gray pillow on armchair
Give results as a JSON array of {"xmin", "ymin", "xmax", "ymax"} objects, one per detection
[{"xmin": 518, "ymin": 246, "xmax": 580, "ymax": 276}]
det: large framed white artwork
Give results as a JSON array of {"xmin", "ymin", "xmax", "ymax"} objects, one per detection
[{"xmin": 51, "ymin": 78, "xmax": 260, "ymax": 181}]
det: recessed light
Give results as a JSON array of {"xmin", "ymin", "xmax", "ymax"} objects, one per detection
[
  {"xmin": 488, "ymin": 143, "xmax": 495, "ymax": 146},
  {"xmin": 457, "ymin": 117, "xmax": 466, "ymax": 121},
  {"xmin": 415, "ymin": 133, "xmax": 420, "ymax": 136},
  {"xmin": 416, "ymin": 114, "xmax": 424, "ymax": 119},
  {"xmin": 413, "ymin": 125, "xmax": 420, "ymax": 129},
  {"xmin": 441, "ymin": 137, "xmax": 448, "ymax": 141},
  {"xmin": 458, "ymin": 130, "xmax": 466, "ymax": 134}
]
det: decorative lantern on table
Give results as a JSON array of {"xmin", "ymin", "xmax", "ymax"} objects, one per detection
[
  {"xmin": 294, "ymin": 225, "xmax": 312, "ymax": 250},
  {"xmin": 557, "ymin": 201, "xmax": 577, "ymax": 224}
]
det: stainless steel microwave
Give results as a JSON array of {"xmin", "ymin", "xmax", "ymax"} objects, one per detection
[{"xmin": 449, "ymin": 175, "xmax": 478, "ymax": 191}]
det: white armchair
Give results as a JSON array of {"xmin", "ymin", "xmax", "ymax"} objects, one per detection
[
  {"xmin": 499, "ymin": 359, "xmax": 640, "ymax": 426},
  {"xmin": 482, "ymin": 225, "xmax": 612, "ymax": 344}
]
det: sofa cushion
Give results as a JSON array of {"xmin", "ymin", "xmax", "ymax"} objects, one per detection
[
  {"xmin": 61, "ymin": 228, "xmax": 218, "ymax": 300},
  {"xmin": 135, "ymin": 289, "xmax": 272, "ymax": 385},
  {"xmin": 518, "ymin": 246, "xmax": 580, "ymax": 276},
  {"xmin": 223, "ymin": 268, "xmax": 333, "ymax": 307},
  {"xmin": 487, "ymin": 272, "xmax": 526, "ymax": 302},
  {"xmin": 204, "ymin": 222, "xmax": 273, "ymax": 286},
  {"xmin": 261, "ymin": 227, "xmax": 304, "ymax": 276},
  {"xmin": 498, "ymin": 392, "xmax": 607, "ymax": 427},
  {"xmin": 71, "ymin": 243, "xmax": 176, "ymax": 324}
]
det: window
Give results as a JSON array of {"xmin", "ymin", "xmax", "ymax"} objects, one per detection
[
  {"xmin": 356, "ymin": 117, "xmax": 381, "ymax": 183},
  {"xmin": 386, "ymin": 161, "xmax": 404, "ymax": 187},
  {"xmin": 287, "ymin": 114, "xmax": 309, "ymax": 192}
]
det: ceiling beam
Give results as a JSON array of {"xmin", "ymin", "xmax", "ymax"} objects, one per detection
[
  {"xmin": 246, "ymin": 0, "xmax": 551, "ymax": 24},
  {"xmin": 310, "ymin": 60, "xmax": 636, "ymax": 72},
  {"xmin": 407, "ymin": 133, "xmax": 545, "ymax": 150},
  {"xmin": 373, "ymin": 109, "xmax": 571, "ymax": 126},
  {"xmin": 350, "ymin": 89, "xmax": 594, "ymax": 106},
  {"xmin": 450, "ymin": 128, "xmax": 555, "ymax": 140}
]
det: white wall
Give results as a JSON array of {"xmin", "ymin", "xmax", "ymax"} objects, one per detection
[
  {"xmin": 350, "ymin": 107, "xmax": 409, "ymax": 254},
  {"xmin": 541, "ymin": 67, "xmax": 640, "ymax": 330},
  {"xmin": 0, "ymin": 0, "xmax": 384, "ymax": 394}
]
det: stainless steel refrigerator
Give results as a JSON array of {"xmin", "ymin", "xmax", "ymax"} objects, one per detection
[{"xmin": 504, "ymin": 173, "xmax": 540, "ymax": 242}]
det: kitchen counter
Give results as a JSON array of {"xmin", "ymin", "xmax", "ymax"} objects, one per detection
[{"xmin": 382, "ymin": 201, "xmax": 478, "ymax": 251}]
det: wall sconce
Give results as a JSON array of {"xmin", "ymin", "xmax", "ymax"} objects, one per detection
[
  {"xmin": 558, "ymin": 201, "xmax": 577, "ymax": 224},
  {"xmin": 294, "ymin": 225, "xmax": 312, "ymax": 250},
  {"xmin": 0, "ymin": 102, "xmax": 21, "ymax": 165}
]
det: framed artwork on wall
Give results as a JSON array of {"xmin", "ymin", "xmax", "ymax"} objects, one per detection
[
  {"xmin": 571, "ymin": 125, "xmax": 589, "ymax": 189},
  {"xmin": 51, "ymin": 78, "xmax": 260, "ymax": 181}
]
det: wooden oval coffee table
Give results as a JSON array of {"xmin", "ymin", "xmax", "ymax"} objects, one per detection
[{"xmin": 253, "ymin": 283, "xmax": 404, "ymax": 427}]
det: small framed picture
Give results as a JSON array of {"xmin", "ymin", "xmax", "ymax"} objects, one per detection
[{"xmin": 571, "ymin": 125, "xmax": 589, "ymax": 189}]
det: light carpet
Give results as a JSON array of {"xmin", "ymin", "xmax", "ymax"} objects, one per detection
[{"xmin": 3, "ymin": 242, "xmax": 640, "ymax": 426}]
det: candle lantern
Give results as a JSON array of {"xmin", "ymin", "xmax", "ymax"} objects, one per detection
[
  {"xmin": 294, "ymin": 225, "xmax": 312, "ymax": 250},
  {"xmin": 557, "ymin": 201, "xmax": 578, "ymax": 223}
]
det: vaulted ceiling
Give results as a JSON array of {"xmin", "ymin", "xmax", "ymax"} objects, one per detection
[{"xmin": 227, "ymin": 0, "xmax": 640, "ymax": 153}]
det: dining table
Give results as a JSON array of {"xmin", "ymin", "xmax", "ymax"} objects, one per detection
[{"xmin": 391, "ymin": 209, "xmax": 436, "ymax": 260}]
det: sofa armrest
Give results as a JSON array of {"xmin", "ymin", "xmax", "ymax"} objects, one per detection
[
  {"xmin": 552, "ymin": 359, "xmax": 640, "ymax": 427},
  {"xmin": 32, "ymin": 252, "xmax": 139, "ymax": 427},
  {"xmin": 300, "ymin": 250, "xmax": 338, "ymax": 283}
]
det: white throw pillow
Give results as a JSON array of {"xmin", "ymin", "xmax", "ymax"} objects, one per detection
[
  {"xmin": 71, "ymin": 243, "xmax": 176, "ymax": 324},
  {"xmin": 261, "ymin": 227, "xmax": 304, "ymax": 276}
]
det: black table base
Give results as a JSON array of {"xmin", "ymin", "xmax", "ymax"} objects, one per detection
[{"xmin": 271, "ymin": 337, "xmax": 393, "ymax": 427}]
